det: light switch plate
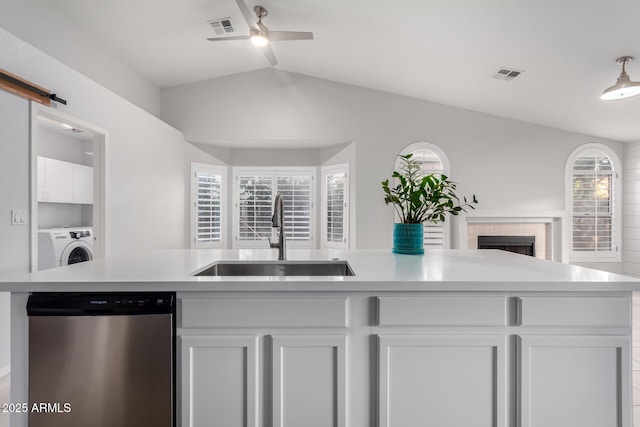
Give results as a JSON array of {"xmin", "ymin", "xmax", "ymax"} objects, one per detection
[{"xmin": 11, "ymin": 210, "xmax": 27, "ymax": 226}]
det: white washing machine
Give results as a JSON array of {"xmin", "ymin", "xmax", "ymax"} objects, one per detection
[{"xmin": 38, "ymin": 227, "xmax": 94, "ymax": 271}]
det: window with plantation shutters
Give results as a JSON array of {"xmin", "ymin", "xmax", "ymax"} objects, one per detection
[
  {"xmin": 326, "ymin": 174, "xmax": 345, "ymax": 242},
  {"xmin": 278, "ymin": 175, "xmax": 313, "ymax": 242},
  {"xmin": 321, "ymin": 164, "xmax": 349, "ymax": 249},
  {"xmin": 397, "ymin": 143, "xmax": 451, "ymax": 249},
  {"xmin": 191, "ymin": 164, "xmax": 226, "ymax": 248},
  {"xmin": 566, "ymin": 145, "xmax": 621, "ymax": 262},
  {"xmin": 234, "ymin": 168, "xmax": 315, "ymax": 248},
  {"xmin": 237, "ymin": 175, "xmax": 273, "ymax": 242}
]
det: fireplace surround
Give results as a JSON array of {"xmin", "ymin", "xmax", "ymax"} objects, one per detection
[{"xmin": 459, "ymin": 211, "xmax": 567, "ymax": 262}]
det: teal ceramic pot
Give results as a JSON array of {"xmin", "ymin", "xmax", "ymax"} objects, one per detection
[{"xmin": 392, "ymin": 223, "xmax": 424, "ymax": 255}]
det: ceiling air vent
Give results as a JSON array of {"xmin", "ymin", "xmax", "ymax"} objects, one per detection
[
  {"xmin": 491, "ymin": 67, "xmax": 524, "ymax": 81},
  {"xmin": 208, "ymin": 17, "xmax": 235, "ymax": 36}
]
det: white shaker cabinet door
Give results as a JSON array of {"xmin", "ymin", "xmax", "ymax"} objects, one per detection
[
  {"xmin": 72, "ymin": 163, "xmax": 93, "ymax": 204},
  {"xmin": 272, "ymin": 334, "xmax": 347, "ymax": 427},
  {"xmin": 37, "ymin": 157, "xmax": 93, "ymax": 204},
  {"xmin": 518, "ymin": 334, "xmax": 631, "ymax": 427},
  {"xmin": 40, "ymin": 157, "xmax": 73, "ymax": 203},
  {"xmin": 378, "ymin": 334, "xmax": 507, "ymax": 427},
  {"xmin": 180, "ymin": 335, "xmax": 259, "ymax": 427}
]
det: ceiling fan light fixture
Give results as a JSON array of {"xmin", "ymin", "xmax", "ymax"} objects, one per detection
[
  {"xmin": 601, "ymin": 56, "xmax": 640, "ymax": 100},
  {"xmin": 250, "ymin": 30, "xmax": 268, "ymax": 46}
]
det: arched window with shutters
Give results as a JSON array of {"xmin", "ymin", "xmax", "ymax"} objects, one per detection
[
  {"xmin": 397, "ymin": 142, "xmax": 451, "ymax": 249},
  {"xmin": 565, "ymin": 144, "xmax": 621, "ymax": 262}
]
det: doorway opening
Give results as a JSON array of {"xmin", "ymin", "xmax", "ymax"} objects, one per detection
[{"xmin": 30, "ymin": 105, "xmax": 107, "ymax": 272}]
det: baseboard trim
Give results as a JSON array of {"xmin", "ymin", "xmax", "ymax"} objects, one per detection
[{"xmin": 0, "ymin": 365, "xmax": 10, "ymax": 378}]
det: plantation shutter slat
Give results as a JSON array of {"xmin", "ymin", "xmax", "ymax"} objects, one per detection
[
  {"xmin": 277, "ymin": 176, "xmax": 313, "ymax": 242},
  {"xmin": 196, "ymin": 172, "xmax": 222, "ymax": 243},
  {"xmin": 326, "ymin": 173, "xmax": 346, "ymax": 243},
  {"xmin": 572, "ymin": 155, "xmax": 614, "ymax": 252},
  {"xmin": 238, "ymin": 176, "xmax": 273, "ymax": 241},
  {"xmin": 424, "ymin": 223, "xmax": 445, "ymax": 247},
  {"xmin": 235, "ymin": 170, "xmax": 314, "ymax": 247}
]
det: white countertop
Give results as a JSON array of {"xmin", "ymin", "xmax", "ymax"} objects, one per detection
[{"xmin": 0, "ymin": 249, "xmax": 638, "ymax": 292}]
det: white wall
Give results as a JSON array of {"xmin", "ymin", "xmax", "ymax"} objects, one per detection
[
  {"xmin": 161, "ymin": 69, "xmax": 624, "ymax": 254},
  {"xmin": 0, "ymin": 0, "xmax": 160, "ymax": 116},
  {"xmin": 193, "ymin": 142, "xmax": 354, "ymax": 167},
  {"xmin": 38, "ymin": 204, "xmax": 82, "ymax": 229},
  {"xmin": 37, "ymin": 127, "xmax": 91, "ymax": 165},
  {"xmin": 0, "ymin": 26, "xmax": 188, "ymax": 256},
  {"xmin": 0, "ymin": 89, "xmax": 30, "ymax": 373},
  {"xmin": 0, "ymin": 25, "xmax": 192, "ymax": 375},
  {"xmin": 625, "ymin": 142, "xmax": 640, "ymax": 277}
]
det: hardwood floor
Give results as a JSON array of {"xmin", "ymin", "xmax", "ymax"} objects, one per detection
[{"xmin": 0, "ymin": 374, "xmax": 8, "ymax": 427}]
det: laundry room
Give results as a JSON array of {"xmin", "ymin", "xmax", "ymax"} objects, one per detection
[{"xmin": 36, "ymin": 115, "xmax": 95, "ymax": 271}]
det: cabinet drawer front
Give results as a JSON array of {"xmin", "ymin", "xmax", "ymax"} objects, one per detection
[
  {"xmin": 518, "ymin": 297, "xmax": 630, "ymax": 327},
  {"xmin": 377, "ymin": 296, "xmax": 507, "ymax": 327},
  {"xmin": 180, "ymin": 297, "xmax": 349, "ymax": 328}
]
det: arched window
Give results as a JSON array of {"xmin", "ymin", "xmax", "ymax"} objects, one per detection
[
  {"xmin": 396, "ymin": 142, "xmax": 451, "ymax": 249},
  {"xmin": 565, "ymin": 144, "xmax": 621, "ymax": 262}
]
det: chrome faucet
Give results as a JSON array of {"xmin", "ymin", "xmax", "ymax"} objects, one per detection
[{"xmin": 269, "ymin": 193, "xmax": 286, "ymax": 260}]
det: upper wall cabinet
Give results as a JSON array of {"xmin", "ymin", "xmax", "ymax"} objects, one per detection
[
  {"xmin": 37, "ymin": 156, "xmax": 93, "ymax": 204},
  {"xmin": 71, "ymin": 161, "xmax": 93, "ymax": 204}
]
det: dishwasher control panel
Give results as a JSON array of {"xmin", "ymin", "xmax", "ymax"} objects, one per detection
[{"xmin": 27, "ymin": 292, "xmax": 175, "ymax": 316}]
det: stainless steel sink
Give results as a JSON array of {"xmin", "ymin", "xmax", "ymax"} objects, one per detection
[{"xmin": 194, "ymin": 260, "xmax": 355, "ymax": 277}]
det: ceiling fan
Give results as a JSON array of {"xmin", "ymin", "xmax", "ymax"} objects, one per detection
[{"xmin": 207, "ymin": 0, "xmax": 314, "ymax": 66}]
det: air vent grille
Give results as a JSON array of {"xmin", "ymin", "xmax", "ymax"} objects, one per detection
[
  {"xmin": 491, "ymin": 67, "xmax": 524, "ymax": 81},
  {"xmin": 208, "ymin": 17, "xmax": 235, "ymax": 36}
]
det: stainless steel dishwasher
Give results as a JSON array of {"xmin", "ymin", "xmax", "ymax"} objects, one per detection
[{"xmin": 27, "ymin": 292, "xmax": 175, "ymax": 427}]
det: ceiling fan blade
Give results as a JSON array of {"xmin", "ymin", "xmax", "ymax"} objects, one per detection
[
  {"xmin": 268, "ymin": 31, "xmax": 314, "ymax": 41},
  {"xmin": 261, "ymin": 45, "xmax": 278, "ymax": 66},
  {"xmin": 207, "ymin": 35, "xmax": 251, "ymax": 41},
  {"xmin": 235, "ymin": 0, "xmax": 259, "ymax": 31}
]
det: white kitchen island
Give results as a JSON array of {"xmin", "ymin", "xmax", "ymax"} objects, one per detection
[{"xmin": 1, "ymin": 249, "xmax": 639, "ymax": 427}]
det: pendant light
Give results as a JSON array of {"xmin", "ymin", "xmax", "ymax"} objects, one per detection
[{"xmin": 601, "ymin": 56, "xmax": 640, "ymax": 100}]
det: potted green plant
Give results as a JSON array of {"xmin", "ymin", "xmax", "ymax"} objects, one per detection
[{"xmin": 382, "ymin": 153, "xmax": 478, "ymax": 254}]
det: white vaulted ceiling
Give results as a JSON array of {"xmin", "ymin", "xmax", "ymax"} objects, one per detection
[{"xmin": 38, "ymin": 0, "xmax": 640, "ymax": 141}]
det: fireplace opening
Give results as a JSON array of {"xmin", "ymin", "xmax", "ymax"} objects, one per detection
[{"xmin": 477, "ymin": 235, "xmax": 535, "ymax": 257}]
